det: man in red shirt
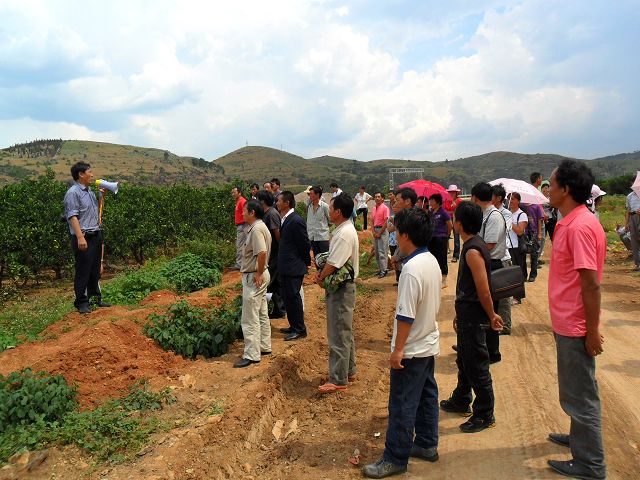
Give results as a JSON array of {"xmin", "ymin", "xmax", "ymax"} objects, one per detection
[
  {"xmin": 546, "ymin": 160, "xmax": 606, "ymax": 480},
  {"xmin": 372, "ymin": 192, "xmax": 390, "ymax": 278},
  {"xmin": 444, "ymin": 185, "xmax": 462, "ymax": 262},
  {"xmin": 231, "ymin": 186, "xmax": 247, "ymax": 270}
]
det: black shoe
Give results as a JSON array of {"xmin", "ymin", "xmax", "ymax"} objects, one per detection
[
  {"xmin": 451, "ymin": 345, "xmax": 458, "ymax": 352},
  {"xmin": 439, "ymin": 398, "xmax": 472, "ymax": 416},
  {"xmin": 547, "ymin": 459, "xmax": 605, "ymax": 480},
  {"xmin": 284, "ymin": 332, "xmax": 307, "ymax": 341},
  {"xmin": 451, "ymin": 257, "xmax": 458, "ymax": 263},
  {"xmin": 538, "ymin": 259, "xmax": 545, "ymax": 265},
  {"xmin": 548, "ymin": 433, "xmax": 570, "ymax": 448},
  {"xmin": 362, "ymin": 459, "xmax": 407, "ymax": 478},
  {"xmin": 279, "ymin": 327, "xmax": 293, "ymax": 334},
  {"xmin": 499, "ymin": 329, "xmax": 511, "ymax": 335},
  {"xmin": 459, "ymin": 415, "xmax": 495, "ymax": 433},
  {"xmin": 410, "ymin": 445, "xmax": 439, "ymax": 462},
  {"xmin": 269, "ymin": 312, "xmax": 285, "ymax": 319},
  {"xmin": 77, "ymin": 304, "xmax": 91, "ymax": 314},
  {"xmin": 97, "ymin": 301, "xmax": 112, "ymax": 308},
  {"xmin": 233, "ymin": 358, "xmax": 259, "ymax": 368},
  {"xmin": 489, "ymin": 354, "xmax": 502, "ymax": 364},
  {"xmin": 261, "ymin": 351, "xmax": 272, "ymax": 356},
  {"xmin": 528, "ymin": 276, "xmax": 536, "ymax": 282}
]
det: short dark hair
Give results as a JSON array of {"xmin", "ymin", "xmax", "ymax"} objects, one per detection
[
  {"xmin": 417, "ymin": 195, "xmax": 427, "ymax": 203},
  {"xmin": 530, "ymin": 172, "xmax": 542, "ymax": 184},
  {"xmin": 429, "ymin": 193, "xmax": 443, "ymax": 206},
  {"xmin": 470, "ymin": 182, "xmax": 492, "ymax": 202},
  {"xmin": 555, "ymin": 160, "xmax": 594, "ymax": 204},
  {"xmin": 454, "ymin": 201, "xmax": 483, "ymax": 235},
  {"xmin": 280, "ymin": 190, "xmax": 295, "ymax": 209},
  {"xmin": 394, "ymin": 208, "xmax": 432, "ymax": 247},
  {"xmin": 311, "ymin": 186, "xmax": 323, "ymax": 196},
  {"xmin": 250, "ymin": 183, "xmax": 259, "ymax": 190},
  {"xmin": 232, "ymin": 185, "xmax": 242, "ymax": 194},
  {"xmin": 256, "ymin": 190, "xmax": 275, "ymax": 206},
  {"xmin": 359, "ymin": 185, "xmax": 365, "ymax": 190},
  {"xmin": 331, "ymin": 192, "xmax": 354, "ymax": 219},
  {"xmin": 329, "ymin": 182, "xmax": 338, "ymax": 188},
  {"xmin": 492, "ymin": 184, "xmax": 506, "ymax": 202},
  {"xmin": 395, "ymin": 187, "xmax": 417, "ymax": 206},
  {"xmin": 245, "ymin": 199, "xmax": 264, "ymax": 219},
  {"xmin": 374, "ymin": 191, "xmax": 384, "ymax": 198},
  {"xmin": 270, "ymin": 178, "xmax": 280, "ymax": 187},
  {"xmin": 71, "ymin": 162, "xmax": 91, "ymax": 181}
]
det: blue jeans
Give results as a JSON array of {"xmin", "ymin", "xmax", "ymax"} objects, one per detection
[{"xmin": 383, "ymin": 356, "xmax": 439, "ymax": 466}]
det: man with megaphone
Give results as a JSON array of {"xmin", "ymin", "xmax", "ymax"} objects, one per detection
[{"xmin": 63, "ymin": 162, "xmax": 114, "ymax": 314}]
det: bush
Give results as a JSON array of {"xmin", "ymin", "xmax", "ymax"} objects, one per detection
[
  {"xmin": 102, "ymin": 268, "xmax": 170, "ymax": 305},
  {"xmin": 159, "ymin": 253, "xmax": 222, "ymax": 294},
  {"xmin": 0, "ymin": 369, "xmax": 78, "ymax": 432},
  {"xmin": 177, "ymin": 238, "xmax": 236, "ymax": 272},
  {"xmin": 144, "ymin": 297, "xmax": 242, "ymax": 359}
]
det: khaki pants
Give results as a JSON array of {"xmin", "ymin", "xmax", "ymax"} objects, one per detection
[
  {"xmin": 325, "ymin": 282, "xmax": 356, "ymax": 385},
  {"xmin": 235, "ymin": 224, "xmax": 247, "ymax": 269},
  {"xmin": 241, "ymin": 271, "xmax": 271, "ymax": 361},
  {"xmin": 373, "ymin": 227, "xmax": 389, "ymax": 272}
]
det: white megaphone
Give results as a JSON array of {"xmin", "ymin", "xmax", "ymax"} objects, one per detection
[{"xmin": 95, "ymin": 179, "xmax": 118, "ymax": 194}]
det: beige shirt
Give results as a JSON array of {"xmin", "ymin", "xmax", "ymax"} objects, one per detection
[
  {"xmin": 326, "ymin": 220, "xmax": 360, "ymax": 279},
  {"xmin": 241, "ymin": 220, "xmax": 272, "ymax": 273}
]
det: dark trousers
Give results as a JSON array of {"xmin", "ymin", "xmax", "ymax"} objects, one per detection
[
  {"xmin": 527, "ymin": 238, "xmax": 540, "ymax": 279},
  {"xmin": 428, "ymin": 236, "xmax": 448, "ymax": 276},
  {"xmin": 451, "ymin": 308, "xmax": 494, "ymax": 419},
  {"xmin": 509, "ymin": 248, "xmax": 526, "ymax": 300},
  {"xmin": 383, "ymin": 356, "xmax": 439, "ymax": 466},
  {"xmin": 311, "ymin": 240, "xmax": 330, "ymax": 258},
  {"xmin": 279, "ymin": 274, "xmax": 306, "ymax": 334},
  {"xmin": 486, "ymin": 259, "xmax": 502, "ymax": 359},
  {"xmin": 267, "ymin": 263, "xmax": 285, "ymax": 317},
  {"xmin": 452, "ymin": 230, "xmax": 461, "ymax": 259},
  {"xmin": 71, "ymin": 231, "xmax": 103, "ymax": 309},
  {"xmin": 356, "ymin": 207, "xmax": 368, "ymax": 230},
  {"xmin": 555, "ymin": 334, "xmax": 606, "ymax": 477}
]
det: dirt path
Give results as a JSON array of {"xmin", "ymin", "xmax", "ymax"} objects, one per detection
[{"xmin": 3, "ymin": 250, "xmax": 639, "ymax": 479}]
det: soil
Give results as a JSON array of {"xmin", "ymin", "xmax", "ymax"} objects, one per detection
[{"xmin": 1, "ymin": 246, "xmax": 639, "ymax": 479}]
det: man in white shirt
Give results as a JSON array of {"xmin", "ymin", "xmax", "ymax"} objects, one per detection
[
  {"xmin": 330, "ymin": 182, "xmax": 343, "ymax": 198},
  {"xmin": 354, "ymin": 186, "xmax": 372, "ymax": 230},
  {"xmin": 363, "ymin": 208, "xmax": 441, "ymax": 479},
  {"xmin": 492, "ymin": 184, "xmax": 514, "ymax": 335},
  {"xmin": 307, "ymin": 186, "xmax": 331, "ymax": 257},
  {"xmin": 316, "ymin": 193, "xmax": 359, "ymax": 394}
]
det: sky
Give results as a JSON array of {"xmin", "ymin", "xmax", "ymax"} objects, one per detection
[{"xmin": 1, "ymin": 0, "xmax": 639, "ymax": 162}]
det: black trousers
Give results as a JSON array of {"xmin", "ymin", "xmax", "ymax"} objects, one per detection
[
  {"xmin": 428, "ymin": 236, "xmax": 448, "ymax": 276},
  {"xmin": 279, "ymin": 274, "xmax": 306, "ymax": 334},
  {"xmin": 71, "ymin": 231, "xmax": 103, "ymax": 309},
  {"xmin": 356, "ymin": 207, "xmax": 368, "ymax": 230},
  {"xmin": 451, "ymin": 307, "xmax": 495, "ymax": 420},
  {"xmin": 267, "ymin": 263, "xmax": 285, "ymax": 317},
  {"xmin": 311, "ymin": 240, "xmax": 330, "ymax": 258},
  {"xmin": 509, "ymin": 248, "xmax": 526, "ymax": 300}
]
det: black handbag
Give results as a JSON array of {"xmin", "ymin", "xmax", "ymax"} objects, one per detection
[
  {"xmin": 518, "ymin": 233, "xmax": 536, "ymax": 254},
  {"xmin": 491, "ymin": 265, "xmax": 525, "ymax": 300}
]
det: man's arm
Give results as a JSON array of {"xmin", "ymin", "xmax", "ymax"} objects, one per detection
[
  {"xmin": 273, "ymin": 228, "xmax": 281, "ymax": 242},
  {"xmin": 390, "ymin": 321, "xmax": 411, "ymax": 369},
  {"xmin": 254, "ymin": 251, "xmax": 267, "ymax": 288},
  {"xmin": 466, "ymin": 249, "xmax": 502, "ymax": 330},
  {"xmin": 69, "ymin": 217, "xmax": 87, "ymax": 251},
  {"xmin": 579, "ymin": 268, "xmax": 603, "ymax": 357},
  {"xmin": 315, "ymin": 263, "xmax": 337, "ymax": 285}
]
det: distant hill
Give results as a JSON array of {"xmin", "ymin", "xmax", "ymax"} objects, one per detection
[
  {"xmin": 2, "ymin": 140, "xmax": 639, "ymax": 194},
  {"xmin": 0, "ymin": 140, "xmax": 225, "ymax": 186}
]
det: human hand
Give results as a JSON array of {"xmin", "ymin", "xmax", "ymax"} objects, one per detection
[
  {"xmin": 585, "ymin": 328, "xmax": 604, "ymax": 357},
  {"xmin": 78, "ymin": 236, "xmax": 88, "ymax": 251},
  {"xmin": 390, "ymin": 349, "xmax": 404, "ymax": 369},
  {"xmin": 100, "ymin": 262, "xmax": 104, "ymax": 276},
  {"xmin": 490, "ymin": 313, "xmax": 503, "ymax": 331},
  {"xmin": 389, "ymin": 256, "xmax": 397, "ymax": 270},
  {"xmin": 253, "ymin": 272, "xmax": 264, "ymax": 288}
]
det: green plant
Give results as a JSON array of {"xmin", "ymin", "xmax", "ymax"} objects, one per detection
[
  {"xmin": 177, "ymin": 238, "xmax": 236, "ymax": 272},
  {"xmin": 159, "ymin": 253, "xmax": 221, "ymax": 294},
  {"xmin": 0, "ymin": 369, "xmax": 78, "ymax": 432},
  {"xmin": 208, "ymin": 399, "xmax": 224, "ymax": 416},
  {"xmin": 102, "ymin": 268, "xmax": 170, "ymax": 305},
  {"xmin": 144, "ymin": 297, "xmax": 242, "ymax": 359}
]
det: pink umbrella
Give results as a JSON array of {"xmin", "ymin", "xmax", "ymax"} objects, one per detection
[
  {"xmin": 398, "ymin": 179, "xmax": 452, "ymax": 202},
  {"xmin": 632, "ymin": 171, "xmax": 640, "ymax": 198},
  {"xmin": 489, "ymin": 178, "xmax": 548, "ymax": 205}
]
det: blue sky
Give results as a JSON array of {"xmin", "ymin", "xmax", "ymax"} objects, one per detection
[{"xmin": 1, "ymin": 0, "xmax": 639, "ymax": 161}]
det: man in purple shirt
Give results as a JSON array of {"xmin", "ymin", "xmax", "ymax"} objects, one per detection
[{"xmin": 523, "ymin": 203, "xmax": 544, "ymax": 282}]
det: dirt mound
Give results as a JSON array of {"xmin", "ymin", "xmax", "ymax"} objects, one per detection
[
  {"xmin": 0, "ymin": 319, "xmax": 186, "ymax": 409},
  {"xmin": 139, "ymin": 289, "xmax": 182, "ymax": 307}
]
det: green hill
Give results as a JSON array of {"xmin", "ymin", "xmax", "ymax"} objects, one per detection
[{"xmin": 2, "ymin": 140, "xmax": 639, "ymax": 194}]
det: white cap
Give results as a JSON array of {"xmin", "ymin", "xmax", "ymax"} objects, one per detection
[
  {"xmin": 447, "ymin": 184, "xmax": 461, "ymax": 192},
  {"xmin": 590, "ymin": 184, "xmax": 606, "ymax": 200}
]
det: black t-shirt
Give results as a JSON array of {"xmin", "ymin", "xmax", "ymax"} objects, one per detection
[
  {"xmin": 262, "ymin": 207, "xmax": 281, "ymax": 267},
  {"xmin": 455, "ymin": 235, "xmax": 491, "ymax": 305}
]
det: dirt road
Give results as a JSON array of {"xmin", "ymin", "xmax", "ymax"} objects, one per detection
[{"xmin": 2, "ymin": 250, "xmax": 639, "ymax": 479}]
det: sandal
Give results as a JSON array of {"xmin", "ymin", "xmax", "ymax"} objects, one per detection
[{"xmin": 318, "ymin": 383, "xmax": 348, "ymax": 394}]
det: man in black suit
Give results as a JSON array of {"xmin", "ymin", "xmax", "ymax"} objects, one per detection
[{"xmin": 276, "ymin": 191, "xmax": 311, "ymax": 341}]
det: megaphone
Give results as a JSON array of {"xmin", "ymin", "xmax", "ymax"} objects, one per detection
[{"xmin": 95, "ymin": 179, "xmax": 118, "ymax": 194}]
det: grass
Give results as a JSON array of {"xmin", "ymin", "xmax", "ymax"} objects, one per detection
[
  {"xmin": 597, "ymin": 195, "xmax": 626, "ymax": 244},
  {"xmin": 0, "ymin": 290, "xmax": 74, "ymax": 352},
  {"xmin": 356, "ymin": 283, "xmax": 383, "ymax": 296}
]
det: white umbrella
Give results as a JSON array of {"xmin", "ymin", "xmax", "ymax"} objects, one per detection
[
  {"xmin": 489, "ymin": 178, "xmax": 549, "ymax": 205},
  {"xmin": 632, "ymin": 171, "xmax": 640, "ymax": 198}
]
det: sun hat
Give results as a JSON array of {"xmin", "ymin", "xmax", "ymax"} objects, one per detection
[
  {"xmin": 590, "ymin": 184, "xmax": 606, "ymax": 200},
  {"xmin": 447, "ymin": 184, "xmax": 461, "ymax": 192},
  {"xmin": 303, "ymin": 185, "xmax": 312, "ymax": 194},
  {"xmin": 540, "ymin": 180, "xmax": 550, "ymax": 188}
]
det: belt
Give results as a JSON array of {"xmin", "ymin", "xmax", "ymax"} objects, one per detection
[
  {"xmin": 81, "ymin": 230, "xmax": 101, "ymax": 237},
  {"xmin": 630, "ymin": 212, "xmax": 637, "ymax": 216},
  {"xmin": 373, "ymin": 225, "xmax": 384, "ymax": 229}
]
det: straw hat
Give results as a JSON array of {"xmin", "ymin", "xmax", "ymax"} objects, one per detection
[{"xmin": 303, "ymin": 185, "xmax": 312, "ymax": 194}]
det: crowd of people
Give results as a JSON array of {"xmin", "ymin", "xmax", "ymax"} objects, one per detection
[{"xmin": 62, "ymin": 161, "xmax": 640, "ymax": 480}]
